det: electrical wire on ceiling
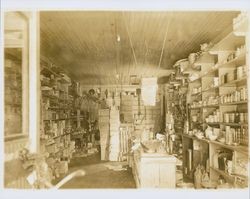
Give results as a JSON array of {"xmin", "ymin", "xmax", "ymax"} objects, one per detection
[
  {"xmin": 142, "ymin": 39, "xmax": 151, "ymax": 77},
  {"xmin": 155, "ymin": 12, "xmax": 173, "ymax": 77},
  {"xmin": 122, "ymin": 12, "xmax": 138, "ymax": 72}
]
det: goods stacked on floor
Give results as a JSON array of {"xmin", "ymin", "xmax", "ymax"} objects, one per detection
[
  {"xmin": 118, "ymin": 124, "xmax": 132, "ymax": 161},
  {"xmin": 40, "ymin": 60, "xmax": 85, "ymax": 178},
  {"xmin": 120, "ymin": 92, "xmax": 161, "ymax": 140},
  {"xmin": 120, "ymin": 94, "xmax": 134, "ymax": 123},
  {"xmin": 98, "ymin": 109, "xmax": 110, "ymax": 160},
  {"xmin": 109, "ymin": 107, "xmax": 121, "ymax": 161}
]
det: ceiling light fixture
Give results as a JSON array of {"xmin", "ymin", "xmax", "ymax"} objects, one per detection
[{"xmin": 117, "ymin": 34, "xmax": 120, "ymax": 42}]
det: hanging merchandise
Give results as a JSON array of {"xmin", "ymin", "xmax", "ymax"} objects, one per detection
[{"xmin": 141, "ymin": 78, "xmax": 158, "ymax": 106}]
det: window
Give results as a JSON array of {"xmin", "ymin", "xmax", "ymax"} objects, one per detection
[{"xmin": 4, "ymin": 12, "xmax": 29, "ymax": 139}]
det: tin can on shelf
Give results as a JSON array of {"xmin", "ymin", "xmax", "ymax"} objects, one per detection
[
  {"xmin": 224, "ymin": 113, "xmax": 230, "ymax": 123},
  {"xmin": 237, "ymin": 66, "xmax": 244, "ymax": 79},
  {"xmin": 229, "ymin": 113, "xmax": 235, "ymax": 123},
  {"xmin": 240, "ymin": 113, "xmax": 244, "ymax": 122},
  {"xmin": 244, "ymin": 113, "xmax": 248, "ymax": 123},
  {"xmin": 225, "ymin": 126, "xmax": 232, "ymax": 145}
]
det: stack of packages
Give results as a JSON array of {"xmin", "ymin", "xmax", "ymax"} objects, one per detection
[
  {"xmin": 144, "ymin": 103, "xmax": 161, "ymax": 131},
  {"xmin": 119, "ymin": 123, "xmax": 133, "ymax": 161},
  {"xmin": 120, "ymin": 95, "xmax": 134, "ymax": 123},
  {"xmin": 132, "ymin": 95, "xmax": 161, "ymax": 139},
  {"xmin": 98, "ymin": 109, "xmax": 110, "ymax": 160},
  {"xmin": 109, "ymin": 106, "xmax": 121, "ymax": 161},
  {"xmin": 130, "ymin": 95, "xmax": 142, "ymax": 138}
]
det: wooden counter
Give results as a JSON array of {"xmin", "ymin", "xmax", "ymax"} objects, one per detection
[{"xmin": 132, "ymin": 149, "xmax": 176, "ymax": 188}]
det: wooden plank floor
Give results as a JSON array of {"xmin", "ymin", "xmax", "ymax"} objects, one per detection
[{"xmin": 53, "ymin": 152, "xmax": 136, "ymax": 189}]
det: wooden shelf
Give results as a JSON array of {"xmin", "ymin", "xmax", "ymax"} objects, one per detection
[
  {"xmin": 217, "ymin": 53, "xmax": 246, "ymax": 68},
  {"xmin": 209, "ymin": 140, "xmax": 248, "ymax": 155},
  {"xmin": 191, "ymin": 104, "xmax": 219, "ymax": 109},
  {"xmin": 205, "ymin": 122, "xmax": 220, "ymax": 126},
  {"xmin": 191, "ymin": 68, "xmax": 218, "ymax": 83},
  {"xmin": 219, "ymin": 122, "xmax": 248, "ymax": 127},
  {"xmin": 191, "ymin": 92, "xmax": 202, "ymax": 96},
  {"xmin": 220, "ymin": 101, "xmax": 247, "ymax": 106},
  {"xmin": 182, "ymin": 134, "xmax": 209, "ymax": 143},
  {"xmin": 210, "ymin": 167, "xmax": 235, "ymax": 182},
  {"xmin": 187, "ymin": 23, "xmax": 248, "ymax": 188},
  {"xmin": 209, "ymin": 31, "xmax": 245, "ymax": 53},
  {"xmin": 220, "ymin": 76, "xmax": 247, "ymax": 87},
  {"xmin": 205, "ymin": 122, "xmax": 247, "ymax": 127},
  {"xmin": 5, "ymin": 102, "xmax": 21, "ymax": 107},
  {"xmin": 43, "ymin": 116, "xmax": 85, "ymax": 122},
  {"xmin": 190, "ymin": 106, "xmax": 202, "ymax": 109},
  {"xmin": 183, "ymin": 134, "xmax": 248, "ymax": 155},
  {"xmin": 203, "ymin": 104, "xmax": 220, "ymax": 108},
  {"xmin": 202, "ymin": 86, "xmax": 219, "ymax": 93},
  {"xmin": 191, "ymin": 101, "xmax": 247, "ymax": 109},
  {"xmin": 53, "ymin": 132, "xmax": 71, "ymax": 139},
  {"xmin": 47, "ymin": 106, "xmax": 72, "ymax": 110},
  {"xmin": 192, "ymin": 121, "xmax": 203, "ymax": 124}
]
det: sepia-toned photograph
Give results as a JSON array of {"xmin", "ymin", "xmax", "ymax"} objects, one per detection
[{"xmin": 0, "ymin": 0, "xmax": 249, "ymax": 197}]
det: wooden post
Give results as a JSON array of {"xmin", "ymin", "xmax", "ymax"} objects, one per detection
[
  {"xmin": 29, "ymin": 11, "xmax": 40, "ymax": 153},
  {"xmin": 22, "ymin": 12, "xmax": 29, "ymax": 137}
]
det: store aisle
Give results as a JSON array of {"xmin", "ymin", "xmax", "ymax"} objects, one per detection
[{"xmin": 53, "ymin": 153, "xmax": 136, "ymax": 189}]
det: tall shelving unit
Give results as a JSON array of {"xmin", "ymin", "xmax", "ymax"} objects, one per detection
[
  {"xmin": 183, "ymin": 13, "xmax": 249, "ymax": 187},
  {"xmin": 40, "ymin": 60, "xmax": 84, "ymax": 163},
  {"xmin": 208, "ymin": 23, "xmax": 248, "ymax": 187},
  {"xmin": 184, "ymin": 52, "xmax": 216, "ymax": 181}
]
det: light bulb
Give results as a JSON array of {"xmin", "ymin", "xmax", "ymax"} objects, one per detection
[{"xmin": 117, "ymin": 35, "xmax": 120, "ymax": 42}]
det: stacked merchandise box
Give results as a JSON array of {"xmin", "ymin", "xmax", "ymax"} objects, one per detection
[
  {"xmin": 119, "ymin": 123, "xmax": 133, "ymax": 162},
  {"xmin": 121, "ymin": 95, "xmax": 134, "ymax": 122},
  {"xmin": 132, "ymin": 96, "xmax": 161, "ymax": 139},
  {"xmin": 109, "ymin": 107, "xmax": 120, "ymax": 161},
  {"xmin": 98, "ymin": 109, "xmax": 110, "ymax": 160}
]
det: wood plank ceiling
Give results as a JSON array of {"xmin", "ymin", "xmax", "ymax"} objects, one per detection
[{"xmin": 40, "ymin": 11, "xmax": 239, "ymax": 85}]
